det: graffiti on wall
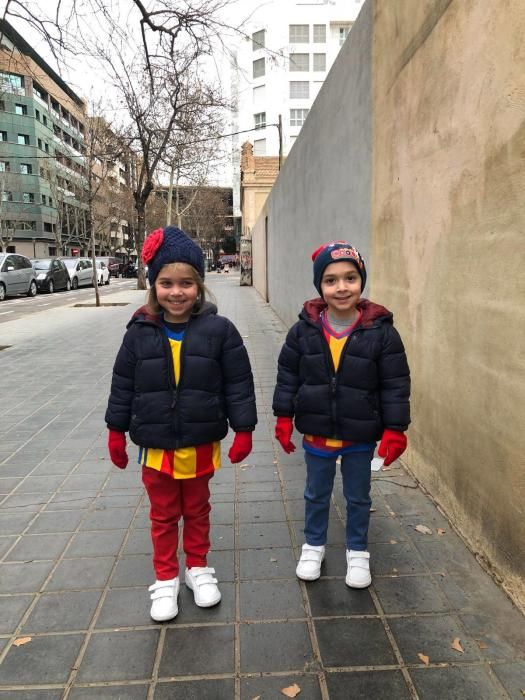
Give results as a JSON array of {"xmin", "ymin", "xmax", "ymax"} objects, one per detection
[{"xmin": 240, "ymin": 237, "xmax": 252, "ymax": 286}]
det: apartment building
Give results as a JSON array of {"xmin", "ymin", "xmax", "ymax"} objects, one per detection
[{"xmin": 0, "ymin": 19, "xmax": 89, "ymax": 258}]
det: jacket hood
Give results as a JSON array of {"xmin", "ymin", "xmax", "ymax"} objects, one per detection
[
  {"xmin": 300, "ymin": 297, "xmax": 392, "ymax": 328},
  {"xmin": 127, "ymin": 300, "xmax": 218, "ymax": 328}
]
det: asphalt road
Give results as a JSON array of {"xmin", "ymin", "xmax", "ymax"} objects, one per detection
[{"xmin": 0, "ymin": 278, "xmax": 139, "ymax": 323}]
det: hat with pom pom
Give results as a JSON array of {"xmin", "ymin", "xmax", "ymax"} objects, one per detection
[
  {"xmin": 142, "ymin": 226, "xmax": 205, "ymax": 285},
  {"xmin": 311, "ymin": 240, "xmax": 366, "ymax": 295}
]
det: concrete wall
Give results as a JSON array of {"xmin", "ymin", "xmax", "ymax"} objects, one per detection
[
  {"xmin": 252, "ymin": 0, "xmax": 525, "ymax": 609},
  {"xmin": 258, "ymin": 0, "xmax": 373, "ymax": 327}
]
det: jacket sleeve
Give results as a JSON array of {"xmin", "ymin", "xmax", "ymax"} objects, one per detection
[
  {"xmin": 272, "ymin": 324, "xmax": 301, "ymax": 417},
  {"xmin": 221, "ymin": 320, "xmax": 257, "ymax": 431},
  {"xmin": 378, "ymin": 324, "xmax": 411, "ymax": 431},
  {"xmin": 105, "ymin": 329, "xmax": 136, "ymax": 432}
]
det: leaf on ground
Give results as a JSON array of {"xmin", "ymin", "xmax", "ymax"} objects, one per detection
[
  {"xmin": 390, "ymin": 539, "xmax": 398, "ymax": 544},
  {"xmin": 281, "ymin": 684, "xmax": 301, "ymax": 698},
  {"xmin": 436, "ymin": 528, "xmax": 446, "ymax": 535},
  {"xmin": 451, "ymin": 637, "xmax": 464, "ymax": 653},
  {"xmin": 13, "ymin": 637, "xmax": 32, "ymax": 647},
  {"xmin": 273, "ymin": 460, "xmax": 278, "ymax": 464},
  {"xmin": 370, "ymin": 507, "xmax": 377, "ymax": 512},
  {"xmin": 415, "ymin": 524, "xmax": 433, "ymax": 535},
  {"xmin": 240, "ymin": 463, "xmax": 250, "ymax": 468},
  {"xmin": 476, "ymin": 639, "xmax": 488, "ymax": 649},
  {"xmin": 270, "ymin": 557, "xmax": 277, "ymax": 562},
  {"xmin": 252, "ymin": 696, "xmax": 261, "ymax": 700},
  {"xmin": 417, "ymin": 652, "xmax": 430, "ymax": 666}
]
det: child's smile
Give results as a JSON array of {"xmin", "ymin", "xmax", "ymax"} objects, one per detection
[
  {"xmin": 320, "ymin": 261, "xmax": 362, "ymax": 321},
  {"xmin": 155, "ymin": 265, "xmax": 199, "ymax": 322}
]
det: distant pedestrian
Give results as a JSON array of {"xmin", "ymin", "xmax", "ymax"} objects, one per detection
[
  {"xmin": 105, "ymin": 226, "xmax": 257, "ymax": 621},
  {"xmin": 272, "ymin": 241, "xmax": 410, "ymax": 588}
]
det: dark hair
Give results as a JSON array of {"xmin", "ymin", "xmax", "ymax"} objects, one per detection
[{"xmin": 145, "ymin": 262, "xmax": 214, "ymax": 315}]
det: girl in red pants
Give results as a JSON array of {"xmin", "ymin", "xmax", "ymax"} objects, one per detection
[{"xmin": 106, "ymin": 226, "xmax": 257, "ymax": 621}]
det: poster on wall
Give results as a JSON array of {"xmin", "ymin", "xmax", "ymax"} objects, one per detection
[{"xmin": 240, "ymin": 237, "xmax": 252, "ymax": 286}]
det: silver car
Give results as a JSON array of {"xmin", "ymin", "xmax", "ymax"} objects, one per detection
[
  {"xmin": 0, "ymin": 253, "xmax": 38, "ymax": 300},
  {"xmin": 61, "ymin": 257, "xmax": 94, "ymax": 289}
]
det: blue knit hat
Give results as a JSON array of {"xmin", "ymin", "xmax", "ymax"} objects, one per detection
[
  {"xmin": 142, "ymin": 226, "xmax": 205, "ymax": 285},
  {"xmin": 312, "ymin": 240, "xmax": 366, "ymax": 295}
]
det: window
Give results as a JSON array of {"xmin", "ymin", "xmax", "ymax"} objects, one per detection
[
  {"xmin": 289, "ymin": 24, "xmax": 309, "ymax": 43},
  {"xmin": 35, "ymin": 109, "xmax": 40, "ymax": 120},
  {"xmin": 22, "ymin": 193, "xmax": 35, "ymax": 204},
  {"xmin": 48, "ymin": 197, "xmax": 53, "ymax": 207},
  {"xmin": 33, "ymin": 83, "xmax": 46, "ymax": 100},
  {"xmin": 313, "ymin": 53, "xmax": 326, "ymax": 71},
  {"xmin": 0, "ymin": 72, "xmax": 23, "ymax": 90},
  {"xmin": 254, "ymin": 139, "xmax": 266, "ymax": 156},
  {"xmin": 253, "ymin": 84, "xmax": 265, "ymax": 108},
  {"xmin": 252, "ymin": 29, "xmax": 265, "ymax": 50},
  {"xmin": 339, "ymin": 26, "xmax": 350, "ymax": 46},
  {"xmin": 253, "ymin": 58, "xmax": 265, "ymax": 79},
  {"xmin": 38, "ymin": 138, "xmax": 43, "ymax": 149},
  {"xmin": 290, "ymin": 81, "xmax": 309, "ymax": 99},
  {"xmin": 0, "ymin": 131, "xmax": 7, "ymax": 142},
  {"xmin": 17, "ymin": 134, "xmax": 30, "ymax": 145},
  {"xmin": 289, "ymin": 53, "xmax": 309, "ymax": 72},
  {"xmin": 49, "ymin": 246, "xmax": 57, "ymax": 255},
  {"xmin": 0, "ymin": 161, "xmax": 9, "ymax": 172},
  {"xmin": 44, "ymin": 223, "xmax": 54, "ymax": 233},
  {"xmin": 6, "ymin": 246, "xmax": 16, "ymax": 253},
  {"xmin": 43, "ymin": 115, "xmax": 47, "ymax": 126},
  {"xmin": 254, "ymin": 112, "xmax": 266, "ymax": 130},
  {"xmin": 20, "ymin": 163, "xmax": 32, "ymax": 175},
  {"xmin": 15, "ymin": 104, "xmax": 27, "ymax": 116},
  {"xmin": 313, "ymin": 24, "xmax": 326, "ymax": 43},
  {"xmin": 41, "ymin": 194, "xmax": 47, "ymax": 205},
  {"xmin": 290, "ymin": 108, "xmax": 309, "ymax": 127},
  {"xmin": 1, "ymin": 192, "xmax": 12, "ymax": 202},
  {"xmin": 0, "ymin": 100, "xmax": 5, "ymax": 111},
  {"xmin": 44, "ymin": 143, "xmax": 49, "ymax": 153}
]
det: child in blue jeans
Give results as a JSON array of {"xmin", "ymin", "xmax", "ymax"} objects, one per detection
[{"xmin": 273, "ymin": 241, "xmax": 410, "ymax": 587}]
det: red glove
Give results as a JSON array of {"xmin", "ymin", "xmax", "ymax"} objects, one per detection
[
  {"xmin": 378, "ymin": 429, "xmax": 407, "ymax": 466},
  {"xmin": 275, "ymin": 416, "xmax": 296, "ymax": 454},
  {"xmin": 108, "ymin": 430, "xmax": 128, "ymax": 469},
  {"xmin": 228, "ymin": 431, "xmax": 253, "ymax": 463}
]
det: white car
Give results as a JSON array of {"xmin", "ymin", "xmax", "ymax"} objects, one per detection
[
  {"xmin": 95, "ymin": 260, "xmax": 110, "ymax": 285},
  {"xmin": 61, "ymin": 257, "xmax": 94, "ymax": 289}
]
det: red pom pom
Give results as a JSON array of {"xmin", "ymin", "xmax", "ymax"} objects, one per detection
[
  {"xmin": 142, "ymin": 228, "xmax": 164, "ymax": 264},
  {"xmin": 311, "ymin": 244, "xmax": 325, "ymax": 262}
]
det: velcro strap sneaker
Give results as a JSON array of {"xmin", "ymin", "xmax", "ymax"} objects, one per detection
[
  {"xmin": 296, "ymin": 544, "xmax": 325, "ymax": 581},
  {"xmin": 185, "ymin": 567, "xmax": 221, "ymax": 607},
  {"xmin": 346, "ymin": 550, "xmax": 371, "ymax": 588},
  {"xmin": 148, "ymin": 577, "xmax": 179, "ymax": 622}
]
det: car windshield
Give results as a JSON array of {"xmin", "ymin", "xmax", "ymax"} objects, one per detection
[
  {"xmin": 33, "ymin": 260, "xmax": 51, "ymax": 270},
  {"xmin": 0, "ymin": 254, "xmax": 5, "ymax": 267},
  {"xmin": 63, "ymin": 259, "xmax": 79, "ymax": 269}
]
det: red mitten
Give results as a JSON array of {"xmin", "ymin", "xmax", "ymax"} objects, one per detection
[
  {"xmin": 378, "ymin": 429, "xmax": 407, "ymax": 466},
  {"xmin": 108, "ymin": 430, "xmax": 128, "ymax": 469},
  {"xmin": 228, "ymin": 432, "xmax": 253, "ymax": 464},
  {"xmin": 275, "ymin": 416, "xmax": 296, "ymax": 454}
]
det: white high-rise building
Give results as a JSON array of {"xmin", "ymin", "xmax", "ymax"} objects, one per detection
[{"xmin": 230, "ymin": 0, "xmax": 365, "ymax": 216}]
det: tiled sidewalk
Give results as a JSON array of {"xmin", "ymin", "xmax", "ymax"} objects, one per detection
[{"xmin": 0, "ymin": 274, "xmax": 523, "ymax": 699}]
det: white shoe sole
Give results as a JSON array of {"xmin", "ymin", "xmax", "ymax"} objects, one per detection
[
  {"xmin": 345, "ymin": 576, "xmax": 372, "ymax": 589},
  {"xmin": 296, "ymin": 552, "xmax": 325, "ymax": 581},
  {"xmin": 150, "ymin": 604, "xmax": 178, "ymax": 622}
]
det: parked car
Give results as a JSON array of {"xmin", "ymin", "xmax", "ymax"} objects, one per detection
[
  {"xmin": 0, "ymin": 253, "xmax": 37, "ymax": 300},
  {"xmin": 31, "ymin": 258, "xmax": 71, "ymax": 293},
  {"xmin": 96, "ymin": 256, "xmax": 120, "ymax": 278},
  {"xmin": 61, "ymin": 257, "xmax": 94, "ymax": 289},
  {"xmin": 94, "ymin": 260, "xmax": 110, "ymax": 285}
]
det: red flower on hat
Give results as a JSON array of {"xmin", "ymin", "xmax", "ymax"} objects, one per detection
[{"xmin": 141, "ymin": 228, "xmax": 164, "ymax": 264}]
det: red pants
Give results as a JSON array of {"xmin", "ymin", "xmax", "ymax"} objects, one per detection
[{"xmin": 142, "ymin": 467, "xmax": 212, "ymax": 580}]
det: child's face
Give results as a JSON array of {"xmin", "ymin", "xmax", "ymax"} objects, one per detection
[
  {"xmin": 155, "ymin": 263, "xmax": 199, "ymax": 322},
  {"xmin": 321, "ymin": 261, "xmax": 362, "ymax": 319}
]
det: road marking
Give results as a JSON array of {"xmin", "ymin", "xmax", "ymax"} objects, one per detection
[
  {"xmin": 0, "ymin": 310, "xmax": 14, "ymax": 315},
  {"xmin": 37, "ymin": 303, "xmax": 51, "ymax": 307}
]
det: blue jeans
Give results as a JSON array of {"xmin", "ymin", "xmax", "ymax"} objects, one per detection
[{"xmin": 303, "ymin": 448, "xmax": 374, "ymax": 551}]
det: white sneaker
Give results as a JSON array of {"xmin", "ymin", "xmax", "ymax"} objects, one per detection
[
  {"xmin": 148, "ymin": 577, "xmax": 179, "ymax": 622},
  {"xmin": 296, "ymin": 544, "xmax": 325, "ymax": 581},
  {"xmin": 185, "ymin": 567, "xmax": 221, "ymax": 607},
  {"xmin": 346, "ymin": 550, "xmax": 371, "ymax": 588}
]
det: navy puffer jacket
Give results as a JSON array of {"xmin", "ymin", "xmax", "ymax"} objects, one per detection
[
  {"xmin": 272, "ymin": 298, "xmax": 410, "ymax": 442},
  {"xmin": 105, "ymin": 303, "xmax": 257, "ymax": 449}
]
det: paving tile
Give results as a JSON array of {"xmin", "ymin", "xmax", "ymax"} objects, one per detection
[
  {"xmin": 159, "ymin": 625, "xmax": 234, "ymax": 676},
  {"xmin": 79, "ymin": 507, "xmax": 135, "ymax": 530},
  {"xmin": 240, "ymin": 674, "xmax": 322, "ymax": 699},
  {"xmin": 46, "ymin": 556, "xmax": 115, "ymax": 590},
  {"xmin": 96, "ymin": 587, "xmax": 153, "ymax": 628},
  {"xmin": 239, "ymin": 499, "xmax": 286, "ymax": 522},
  {"xmin": 69, "ymin": 686, "xmax": 148, "ymax": 700},
  {"xmin": 0, "ymin": 535, "xmax": 16, "ymax": 558},
  {"xmin": 307, "ymin": 578, "xmax": 376, "ymax": 616},
  {"xmin": 14, "ymin": 475, "xmax": 67, "ymax": 494},
  {"xmin": 410, "ymin": 665, "xmax": 504, "ymax": 700},
  {"xmin": 5, "ymin": 532, "xmax": 71, "ymax": 562},
  {"xmin": 240, "ymin": 579, "xmax": 305, "ymax": 620},
  {"xmin": 240, "ymin": 546, "xmax": 297, "ymax": 579},
  {"xmin": 210, "ymin": 523, "xmax": 235, "ymax": 550},
  {"xmin": 122, "ymin": 528, "xmax": 153, "ymax": 555},
  {"xmin": 22, "ymin": 590, "xmax": 101, "ymax": 633},
  {"xmin": 315, "ymin": 618, "xmax": 396, "ymax": 667},
  {"xmin": 0, "ymin": 691, "xmax": 63, "ymax": 699},
  {"xmin": 209, "ymin": 501, "xmax": 234, "ymax": 525},
  {"xmin": 326, "ymin": 670, "xmax": 411, "ymax": 699},
  {"xmin": 155, "ymin": 680, "xmax": 234, "ymax": 699},
  {"xmin": 491, "ymin": 660, "xmax": 525, "ymax": 698},
  {"xmin": 239, "ymin": 621, "xmax": 313, "ymax": 672},
  {"xmin": 239, "ymin": 521, "xmax": 293, "ymax": 548},
  {"xmin": 369, "ymin": 542, "xmax": 427, "ymax": 575},
  {"xmin": 77, "ymin": 629, "xmax": 159, "ymax": 682},
  {"xmin": 46, "ymin": 491, "xmax": 98, "ymax": 510},
  {"xmin": 367, "ymin": 515, "xmax": 407, "ymax": 543},
  {"xmin": 0, "ymin": 633, "xmax": 84, "ymax": 684},
  {"xmin": 207, "ymin": 549, "xmax": 235, "ymax": 582},
  {"xmin": 0, "ymin": 512, "xmax": 36, "ymax": 535},
  {"xmin": 0, "ymin": 561, "xmax": 54, "ymax": 593},
  {"xmin": 110, "ymin": 554, "xmax": 153, "ymax": 587},
  {"xmin": 0, "ymin": 594, "xmax": 34, "ymax": 633},
  {"xmin": 458, "ymin": 613, "xmax": 525, "ymax": 661},
  {"xmin": 176, "ymin": 581, "xmax": 235, "ymax": 624},
  {"xmin": 388, "ymin": 614, "xmax": 481, "ymax": 664},
  {"xmin": 26, "ymin": 509, "xmax": 84, "ymax": 534},
  {"xmin": 93, "ymin": 493, "xmax": 142, "ymax": 509},
  {"xmin": 373, "ymin": 575, "xmax": 449, "ymax": 614},
  {"xmin": 65, "ymin": 530, "xmax": 126, "ymax": 557}
]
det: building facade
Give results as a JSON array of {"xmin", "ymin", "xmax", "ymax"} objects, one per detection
[{"xmin": 0, "ymin": 19, "xmax": 89, "ymax": 258}]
